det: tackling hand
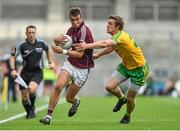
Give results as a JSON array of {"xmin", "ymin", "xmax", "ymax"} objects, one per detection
[{"xmin": 75, "ymin": 41, "xmax": 87, "ymax": 51}]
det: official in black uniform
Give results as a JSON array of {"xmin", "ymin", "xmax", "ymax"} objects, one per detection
[{"xmin": 10, "ymin": 25, "xmax": 55, "ymax": 119}]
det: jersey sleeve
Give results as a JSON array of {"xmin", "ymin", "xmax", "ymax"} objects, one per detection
[
  {"xmin": 41, "ymin": 40, "xmax": 49, "ymax": 52},
  {"xmin": 11, "ymin": 44, "xmax": 21, "ymax": 58},
  {"xmin": 112, "ymin": 31, "xmax": 122, "ymax": 45}
]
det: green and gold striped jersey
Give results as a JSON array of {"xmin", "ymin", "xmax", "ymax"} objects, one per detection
[{"xmin": 112, "ymin": 31, "xmax": 146, "ymax": 70}]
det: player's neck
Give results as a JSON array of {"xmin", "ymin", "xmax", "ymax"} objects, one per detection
[
  {"xmin": 112, "ymin": 30, "xmax": 120, "ymax": 35},
  {"xmin": 27, "ymin": 39, "xmax": 35, "ymax": 44}
]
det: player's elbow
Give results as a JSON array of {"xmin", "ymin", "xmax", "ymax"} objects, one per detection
[
  {"xmin": 99, "ymin": 41, "xmax": 112, "ymax": 48},
  {"xmin": 101, "ymin": 44, "xmax": 111, "ymax": 48}
]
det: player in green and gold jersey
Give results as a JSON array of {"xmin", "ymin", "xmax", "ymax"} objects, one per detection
[{"xmin": 76, "ymin": 15, "xmax": 149, "ymax": 124}]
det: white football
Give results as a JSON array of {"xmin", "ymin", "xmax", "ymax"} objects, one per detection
[{"xmin": 59, "ymin": 35, "xmax": 73, "ymax": 50}]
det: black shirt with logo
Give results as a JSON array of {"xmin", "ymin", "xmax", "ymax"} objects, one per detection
[{"xmin": 12, "ymin": 39, "xmax": 49, "ymax": 72}]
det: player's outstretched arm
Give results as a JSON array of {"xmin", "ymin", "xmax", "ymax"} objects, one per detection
[
  {"xmin": 76, "ymin": 39, "xmax": 116, "ymax": 50},
  {"xmin": 9, "ymin": 55, "xmax": 17, "ymax": 78},
  {"xmin": 93, "ymin": 46, "xmax": 114, "ymax": 60}
]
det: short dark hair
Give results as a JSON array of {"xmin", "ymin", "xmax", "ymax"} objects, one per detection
[
  {"xmin": 26, "ymin": 25, "xmax": 36, "ymax": 32},
  {"xmin": 69, "ymin": 7, "xmax": 82, "ymax": 18},
  {"xmin": 108, "ymin": 15, "xmax": 124, "ymax": 30}
]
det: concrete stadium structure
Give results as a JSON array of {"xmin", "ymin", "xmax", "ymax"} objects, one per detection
[{"xmin": 0, "ymin": 0, "xmax": 180, "ymax": 95}]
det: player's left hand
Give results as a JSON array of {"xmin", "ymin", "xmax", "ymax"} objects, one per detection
[{"xmin": 51, "ymin": 45, "xmax": 63, "ymax": 54}]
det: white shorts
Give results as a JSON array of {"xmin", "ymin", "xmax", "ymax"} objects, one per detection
[
  {"xmin": 61, "ymin": 61, "xmax": 89, "ymax": 87},
  {"xmin": 111, "ymin": 70, "xmax": 141, "ymax": 93}
]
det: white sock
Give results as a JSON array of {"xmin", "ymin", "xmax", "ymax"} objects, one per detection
[
  {"xmin": 46, "ymin": 115, "xmax": 51, "ymax": 119},
  {"xmin": 73, "ymin": 98, "xmax": 80, "ymax": 106}
]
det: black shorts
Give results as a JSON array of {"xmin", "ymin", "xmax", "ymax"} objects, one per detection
[{"xmin": 19, "ymin": 69, "xmax": 43, "ymax": 90}]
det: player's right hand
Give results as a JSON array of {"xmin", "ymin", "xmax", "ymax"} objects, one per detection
[
  {"xmin": 11, "ymin": 69, "xmax": 17, "ymax": 78},
  {"xmin": 92, "ymin": 53, "xmax": 99, "ymax": 60}
]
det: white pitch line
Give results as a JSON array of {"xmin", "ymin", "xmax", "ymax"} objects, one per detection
[{"xmin": 0, "ymin": 98, "xmax": 66, "ymax": 124}]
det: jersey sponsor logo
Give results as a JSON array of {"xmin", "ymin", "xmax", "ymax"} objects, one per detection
[
  {"xmin": 35, "ymin": 48, "xmax": 43, "ymax": 52},
  {"xmin": 22, "ymin": 50, "xmax": 33, "ymax": 57},
  {"xmin": 24, "ymin": 50, "xmax": 30, "ymax": 53}
]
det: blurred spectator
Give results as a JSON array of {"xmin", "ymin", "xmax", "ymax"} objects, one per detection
[
  {"xmin": 172, "ymin": 80, "xmax": 180, "ymax": 98},
  {"xmin": 1, "ymin": 50, "xmax": 22, "ymax": 102},
  {"xmin": 43, "ymin": 60, "xmax": 56, "ymax": 98},
  {"xmin": 0, "ymin": 56, "xmax": 8, "ymax": 89},
  {"xmin": 158, "ymin": 75, "xmax": 178, "ymax": 96},
  {"xmin": 138, "ymin": 75, "xmax": 154, "ymax": 95},
  {"xmin": 0, "ymin": 56, "xmax": 3, "ymax": 93}
]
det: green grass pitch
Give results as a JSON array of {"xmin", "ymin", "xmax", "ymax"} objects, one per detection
[{"xmin": 0, "ymin": 96, "xmax": 180, "ymax": 130}]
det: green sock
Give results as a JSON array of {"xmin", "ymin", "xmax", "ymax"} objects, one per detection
[{"xmin": 125, "ymin": 113, "xmax": 130, "ymax": 116}]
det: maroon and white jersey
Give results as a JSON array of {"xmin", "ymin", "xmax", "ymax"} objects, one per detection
[{"xmin": 66, "ymin": 22, "xmax": 94, "ymax": 69}]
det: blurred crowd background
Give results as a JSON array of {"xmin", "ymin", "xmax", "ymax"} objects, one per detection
[{"xmin": 1, "ymin": 0, "xmax": 180, "ymax": 106}]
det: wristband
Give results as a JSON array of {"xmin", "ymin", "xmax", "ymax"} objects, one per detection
[
  {"xmin": 11, "ymin": 68, "xmax": 15, "ymax": 71},
  {"xmin": 62, "ymin": 49, "xmax": 68, "ymax": 55}
]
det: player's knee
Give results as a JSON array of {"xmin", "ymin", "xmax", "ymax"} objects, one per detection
[
  {"xmin": 29, "ymin": 90, "xmax": 36, "ymax": 95},
  {"xmin": 54, "ymin": 82, "xmax": 64, "ymax": 92},
  {"xmin": 105, "ymin": 85, "xmax": 113, "ymax": 92},
  {"xmin": 22, "ymin": 95, "xmax": 28, "ymax": 101}
]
